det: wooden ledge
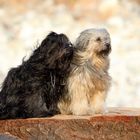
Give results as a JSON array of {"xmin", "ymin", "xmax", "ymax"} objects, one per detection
[{"xmin": 0, "ymin": 107, "xmax": 140, "ymax": 140}]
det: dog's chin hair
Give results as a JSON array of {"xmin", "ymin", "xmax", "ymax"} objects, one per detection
[
  {"xmin": 92, "ymin": 53, "xmax": 110, "ymax": 71},
  {"xmin": 58, "ymin": 29, "xmax": 111, "ymax": 115}
]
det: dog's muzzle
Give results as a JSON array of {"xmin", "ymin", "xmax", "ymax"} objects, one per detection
[
  {"xmin": 99, "ymin": 43, "xmax": 111, "ymax": 56},
  {"xmin": 105, "ymin": 43, "xmax": 111, "ymax": 51}
]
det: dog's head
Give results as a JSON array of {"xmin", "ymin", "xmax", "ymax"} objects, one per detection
[
  {"xmin": 39, "ymin": 32, "xmax": 73, "ymax": 70},
  {"xmin": 75, "ymin": 28, "xmax": 111, "ymax": 58}
]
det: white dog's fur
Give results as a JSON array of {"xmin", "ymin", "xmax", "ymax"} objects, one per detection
[{"xmin": 58, "ymin": 28, "xmax": 111, "ymax": 115}]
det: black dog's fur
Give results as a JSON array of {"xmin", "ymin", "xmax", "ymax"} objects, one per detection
[{"xmin": 0, "ymin": 32, "xmax": 73, "ymax": 119}]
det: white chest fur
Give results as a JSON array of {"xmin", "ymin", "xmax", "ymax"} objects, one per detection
[{"xmin": 67, "ymin": 63, "xmax": 111, "ymax": 115}]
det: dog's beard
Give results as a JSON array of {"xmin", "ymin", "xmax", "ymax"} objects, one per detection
[{"xmin": 97, "ymin": 44, "xmax": 111, "ymax": 57}]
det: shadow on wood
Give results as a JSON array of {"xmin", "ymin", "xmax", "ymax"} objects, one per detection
[{"xmin": 0, "ymin": 107, "xmax": 140, "ymax": 140}]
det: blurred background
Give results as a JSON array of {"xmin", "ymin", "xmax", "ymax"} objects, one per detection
[{"xmin": 0, "ymin": 0, "xmax": 140, "ymax": 107}]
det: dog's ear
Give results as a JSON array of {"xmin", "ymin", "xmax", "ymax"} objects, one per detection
[
  {"xmin": 75, "ymin": 35, "xmax": 89, "ymax": 51},
  {"xmin": 32, "ymin": 32, "xmax": 59, "ymax": 58},
  {"xmin": 27, "ymin": 32, "xmax": 59, "ymax": 65}
]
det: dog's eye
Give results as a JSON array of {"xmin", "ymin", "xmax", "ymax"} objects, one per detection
[{"xmin": 96, "ymin": 37, "xmax": 101, "ymax": 42}]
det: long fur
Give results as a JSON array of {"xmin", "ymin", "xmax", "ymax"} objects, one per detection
[
  {"xmin": 0, "ymin": 32, "xmax": 73, "ymax": 119},
  {"xmin": 58, "ymin": 28, "xmax": 111, "ymax": 115}
]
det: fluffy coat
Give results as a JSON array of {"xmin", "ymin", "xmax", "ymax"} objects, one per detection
[
  {"xmin": 58, "ymin": 28, "xmax": 111, "ymax": 115},
  {"xmin": 0, "ymin": 32, "xmax": 73, "ymax": 119}
]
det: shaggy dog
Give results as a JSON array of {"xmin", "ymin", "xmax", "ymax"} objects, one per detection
[
  {"xmin": 0, "ymin": 32, "xmax": 73, "ymax": 119},
  {"xmin": 58, "ymin": 28, "xmax": 111, "ymax": 115}
]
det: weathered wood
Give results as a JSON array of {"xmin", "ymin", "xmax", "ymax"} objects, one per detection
[{"xmin": 0, "ymin": 108, "xmax": 140, "ymax": 140}]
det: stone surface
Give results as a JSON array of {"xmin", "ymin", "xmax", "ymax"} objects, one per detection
[
  {"xmin": 0, "ymin": 108, "xmax": 140, "ymax": 140},
  {"xmin": 0, "ymin": 0, "xmax": 140, "ymax": 108}
]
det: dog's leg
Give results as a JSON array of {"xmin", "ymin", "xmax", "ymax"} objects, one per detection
[
  {"xmin": 89, "ymin": 91, "xmax": 107, "ymax": 114},
  {"xmin": 69, "ymin": 83, "xmax": 90, "ymax": 115},
  {"xmin": 70, "ymin": 100, "xmax": 89, "ymax": 116}
]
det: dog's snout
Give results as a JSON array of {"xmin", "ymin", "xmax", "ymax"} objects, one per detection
[{"xmin": 106, "ymin": 43, "xmax": 110, "ymax": 48}]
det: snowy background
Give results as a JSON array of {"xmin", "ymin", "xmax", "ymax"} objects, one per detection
[{"xmin": 0, "ymin": 0, "xmax": 140, "ymax": 107}]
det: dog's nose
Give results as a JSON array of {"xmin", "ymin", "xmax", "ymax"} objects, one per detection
[
  {"xmin": 106, "ymin": 43, "xmax": 110, "ymax": 48},
  {"xmin": 105, "ymin": 43, "xmax": 111, "ymax": 53}
]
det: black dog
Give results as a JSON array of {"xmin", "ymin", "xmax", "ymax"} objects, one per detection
[{"xmin": 0, "ymin": 32, "xmax": 73, "ymax": 119}]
